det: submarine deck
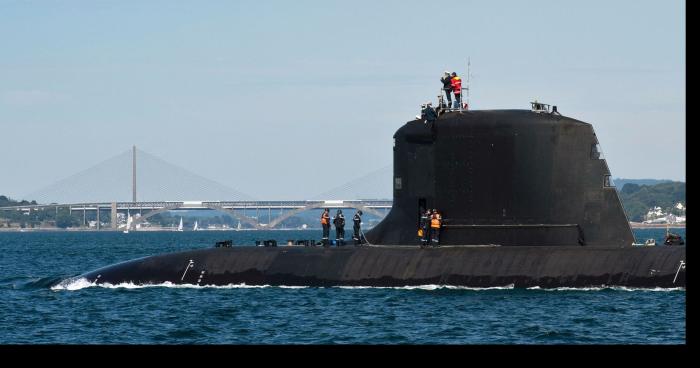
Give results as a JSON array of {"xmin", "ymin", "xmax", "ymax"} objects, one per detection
[{"xmin": 82, "ymin": 244, "xmax": 686, "ymax": 288}]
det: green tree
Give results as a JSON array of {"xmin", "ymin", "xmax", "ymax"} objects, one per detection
[
  {"xmin": 55, "ymin": 213, "xmax": 78, "ymax": 228},
  {"xmin": 618, "ymin": 182, "xmax": 685, "ymax": 222}
]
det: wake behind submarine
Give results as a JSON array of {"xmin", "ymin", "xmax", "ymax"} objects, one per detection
[{"xmin": 77, "ymin": 103, "xmax": 686, "ymax": 288}]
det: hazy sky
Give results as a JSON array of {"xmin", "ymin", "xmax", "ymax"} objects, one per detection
[{"xmin": 1, "ymin": 0, "xmax": 685, "ymax": 201}]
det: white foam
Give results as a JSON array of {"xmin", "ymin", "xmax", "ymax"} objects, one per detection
[
  {"xmin": 51, "ymin": 279, "xmax": 684, "ymax": 292},
  {"xmin": 51, "ymin": 277, "xmax": 96, "ymax": 291},
  {"xmin": 527, "ymin": 285, "xmax": 685, "ymax": 292},
  {"xmin": 336, "ymin": 284, "xmax": 516, "ymax": 290},
  {"xmin": 51, "ymin": 278, "xmax": 278, "ymax": 291}
]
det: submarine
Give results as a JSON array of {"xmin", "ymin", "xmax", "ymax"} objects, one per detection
[{"xmin": 75, "ymin": 103, "xmax": 686, "ymax": 288}]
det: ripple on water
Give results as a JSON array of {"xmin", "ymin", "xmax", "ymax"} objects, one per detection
[{"xmin": 571, "ymin": 316, "xmax": 602, "ymax": 327}]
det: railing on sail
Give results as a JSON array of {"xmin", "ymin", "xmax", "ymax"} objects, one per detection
[{"xmin": 438, "ymin": 86, "xmax": 470, "ymax": 113}]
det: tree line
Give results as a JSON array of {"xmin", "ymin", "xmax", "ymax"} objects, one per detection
[{"xmin": 617, "ymin": 182, "xmax": 685, "ymax": 222}]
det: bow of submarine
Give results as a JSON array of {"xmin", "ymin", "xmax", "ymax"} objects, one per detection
[{"xmin": 81, "ymin": 250, "xmax": 205, "ymax": 285}]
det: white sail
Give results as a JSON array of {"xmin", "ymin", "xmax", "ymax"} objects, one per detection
[
  {"xmin": 124, "ymin": 215, "xmax": 132, "ymax": 234},
  {"xmin": 178, "ymin": 217, "xmax": 183, "ymax": 231},
  {"xmin": 193, "ymin": 221, "xmax": 199, "ymax": 231}
]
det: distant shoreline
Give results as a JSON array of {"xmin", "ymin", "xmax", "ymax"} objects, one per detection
[
  {"xmin": 0, "ymin": 227, "xmax": 321, "ymax": 232},
  {"xmin": 629, "ymin": 222, "xmax": 685, "ymax": 229},
  {"xmin": 0, "ymin": 223, "xmax": 684, "ymax": 232}
]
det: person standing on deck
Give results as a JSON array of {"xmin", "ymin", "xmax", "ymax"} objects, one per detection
[
  {"xmin": 430, "ymin": 209, "xmax": 443, "ymax": 247},
  {"xmin": 320, "ymin": 209, "xmax": 331, "ymax": 246},
  {"xmin": 419, "ymin": 208, "xmax": 431, "ymax": 247},
  {"xmin": 352, "ymin": 210, "xmax": 363, "ymax": 245},
  {"xmin": 333, "ymin": 209, "xmax": 346, "ymax": 246}
]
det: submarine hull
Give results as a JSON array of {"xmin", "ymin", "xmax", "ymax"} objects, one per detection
[
  {"xmin": 80, "ymin": 245, "xmax": 685, "ymax": 288},
  {"xmin": 75, "ymin": 109, "xmax": 686, "ymax": 289}
]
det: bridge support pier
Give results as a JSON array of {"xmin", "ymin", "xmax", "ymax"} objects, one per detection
[{"xmin": 111, "ymin": 202, "xmax": 117, "ymax": 229}]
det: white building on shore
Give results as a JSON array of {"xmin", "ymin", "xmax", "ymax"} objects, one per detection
[{"xmin": 643, "ymin": 204, "xmax": 686, "ymax": 224}]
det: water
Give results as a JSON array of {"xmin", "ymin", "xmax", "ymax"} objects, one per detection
[{"xmin": 0, "ymin": 229, "xmax": 685, "ymax": 344}]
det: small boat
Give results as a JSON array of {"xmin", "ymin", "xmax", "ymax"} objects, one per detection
[
  {"xmin": 193, "ymin": 221, "xmax": 199, "ymax": 231},
  {"xmin": 664, "ymin": 229, "xmax": 684, "ymax": 246},
  {"xmin": 177, "ymin": 218, "xmax": 183, "ymax": 232},
  {"xmin": 123, "ymin": 215, "xmax": 132, "ymax": 234}
]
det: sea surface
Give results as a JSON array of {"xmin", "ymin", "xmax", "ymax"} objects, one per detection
[{"xmin": 0, "ymin": 229, "xmax": 685, "ymax": 344}]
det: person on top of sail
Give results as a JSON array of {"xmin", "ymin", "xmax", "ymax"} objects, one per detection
[
  {"xmin": 441, "ymin": 71, "xmax": 453, "ymax": 108},
  {"xmin": 451, "ymin": 72, "xmax": 463, "ymax": 109},
  {"xmin": 421, "ymin": 102, "xmax": 438, "ymax": 125}
]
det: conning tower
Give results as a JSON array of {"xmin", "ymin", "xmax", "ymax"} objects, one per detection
[{"xmin": 366, "ymin": 106, "xmax": 634, "ymax": 246}]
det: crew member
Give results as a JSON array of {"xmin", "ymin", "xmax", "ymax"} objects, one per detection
[
  {"xmin": 422, "ymin": 102, "xmax": 437, "ymax": 125},
  {"xmin": 352, "ymin": 210, "xmax": 363, "ymax": 245},
  {"xmin": 430, "ymin": 209, "xmax": 442, "ymax": 246},
  {"xmin": 333, "ymin": 209, "xmax": 345, "ymax": 246},
  {"xmin": 450, "ymin": 72, "xmax": 462, "ymax": 109},
  {"xmin": 320, "ymin": 208, "xmax": 331, "ymax": 246},
  {"xmin": 419, "ymin": 208, "xmax": 431, "ymax": 247},
  {"xmin": 441, "ymin": 71, "xmax": 453, "ymax": 108}
]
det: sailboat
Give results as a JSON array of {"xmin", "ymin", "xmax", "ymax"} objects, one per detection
[
  {"xmin": 123, "ymin": 214, "xmax": 132, "ymax": 234},
  {"xmin": 177, "ymin": 217, "xmax": 183, "ymax": 232},
  {"xmin": 193, "ymin": 221, "xmax": 199, "ymax": 231}
]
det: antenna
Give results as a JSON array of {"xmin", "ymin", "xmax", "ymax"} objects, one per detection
[
  {"xmin": 132, "ymin": 145, "xmax": 136, "ymax": 202},
  {"xmin": 466, "ymin": 57, "xmax": 471, "ymax": 108}
]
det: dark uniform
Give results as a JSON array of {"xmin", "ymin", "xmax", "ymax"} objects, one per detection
[
  {"xmin": 441, "ymin": 72, "xmax": 453, "ymax": 107},
  {"xmin": 423, "ymin": 104, "xmax": 437, "ymax": 124},
  {"xmin": 352, "ymin": 210, "xmax": 363, "ymax": 245},
  {"xmin": 419, "ymin": 209, "xmax": 431, "ymax": 247},
  {"xmin": 320, "ymin": 209, "xmax": 330, "ymax": 246},
  {"xmin": 333, "ymin": 210, "xmax": 345, "ymax": 246}
]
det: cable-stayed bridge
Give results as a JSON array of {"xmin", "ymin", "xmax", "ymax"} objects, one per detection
[{"xmin": 1, "ymin": 147, "xmax": 393, "ymax": 229}]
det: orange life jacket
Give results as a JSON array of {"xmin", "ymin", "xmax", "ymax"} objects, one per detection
[
  {"xmin": 321, "ymin": 213, "xmax": 330, "ymax": 225},
  {"xmin": 430, "ymin": 213, "xmax": 442, "ymax": 228},
  {"xmin": 451, "ymin": 76, "xmax": 462, "ymax": 94}
]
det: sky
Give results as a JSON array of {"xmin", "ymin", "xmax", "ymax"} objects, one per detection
[{"xmin": 0, "ymin": 0, "xmax": 685, "ymax": 201}]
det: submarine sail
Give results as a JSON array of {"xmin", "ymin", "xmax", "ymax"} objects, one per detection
[{"xmin": 366, "ymin": 108, "xmax": 634, "ymax": 247}]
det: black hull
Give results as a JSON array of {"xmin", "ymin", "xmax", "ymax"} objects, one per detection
[
  {"xmin": 75, "ymin": 109, "xmax": 684, "ymax": 290},
  {"xmin": 80, "ymin": 245, "xmax": 686, "ymax": 288}
]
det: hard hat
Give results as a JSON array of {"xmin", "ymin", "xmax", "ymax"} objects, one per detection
[{"xmin": 444, "ymin": 71, "xmax": 450, "ymax": 75}]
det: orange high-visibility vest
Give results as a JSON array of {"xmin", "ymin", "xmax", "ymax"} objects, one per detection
[
  {"xmin": 430, "ymin": 214, "xmax": 442, "ymax": 229},
  {"xmin": 321, "ymin": 213, "xmax": 330, "ymax": 225},
  {"xmin": 451, "ymin": 76, "xmax": 462, "ymax": 94}
]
